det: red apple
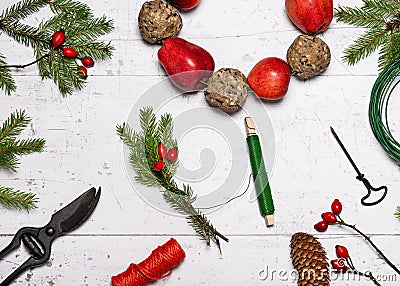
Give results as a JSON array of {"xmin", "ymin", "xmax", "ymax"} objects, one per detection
[
  {"xmin": 169, "ymin": 0, "xmax": 201, "ymax": 10},
  {"xmin": 285, "ymin": 0, "xmax": 333, "ymax": 34},
  {"xmin": 247, "ymin": 57, "xmax": 291, "ymax": 100},
  {"xmin": 158, "ymin": 37, "xmax": 215, "ymax": 92}
]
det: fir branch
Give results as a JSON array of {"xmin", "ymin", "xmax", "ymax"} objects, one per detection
[
  {"xmin": 0, "ymin": 109, "xmax": 30, "ymax": 142},
  {"xmin": 335, "ymin": 5, "xmax": 387, "ymax": 29},
  {"xmin": 343, "ymin": 28, "xmax": 388, "ymax": 65},
  {"xmin": 0, "ymin": 0, "xmax": 115, "ymax": 95},
  {"xmin": 335, "ymin": 1, "xmax": 400, "ymax": 69},
  {"xmin": 362, "ymin": 0, "xmax": 400, "ymax": 20},
  {"xmin": 0, "ymin": 0, "xmax": 47, "ymax": 24},
  {"xmin": 0, "ymin": 139, "xmax": 45, "ymax": 172},
  {"xmin": 65, "ymin": 16, "xmax": 114, "ymax": 44},
  {"xmin": 0, "ymin": 22, "xmax": 45, "ymax": 48},
  {"xmin": 0, "ymin": 110, "xmax": 46, "ymax": 172},
  {"xmin": 395, "ymin": 206, "xmax": 400, "ymax": 220},
  {"xmin": 68, "ymin": 42, "xmax": 114, "ymax": 60},
  {"xmin": 47, "ymin": 51, "xmax": 85, "ymax": 96},
  {"xmin": 117, "ymin": 107, "xmax": 228, "ymax": 251},
  {"xmin": 49, "ymin": 0, "xmax": 92, "ymax": 17},
  {"xmin": 0, "ymin": 53, "xmax": 16, "ymax": 95},
  {"xmin": 378, "ymin": 31, "xmax": 396, "ymax": 68},
  {"xmin": 0, "ymin": 186, "xmax": 38, "ymax": 210}
]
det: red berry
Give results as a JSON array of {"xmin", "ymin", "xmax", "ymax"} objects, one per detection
[
  {"xmin": 78, "ymin": 66, "xmax": 88, "ymax": 78},
  {"xmin": 63, "ymin": 47, "xmax": 78, "ymax": 58},
  {"xmin": 314, "ymin": 221, "xmax": 328, "ymax": 232},
  {"xmin": 51, "ymin": 30, "xmax": 66, "ymax": 48},
  {"xmin": 167, "ymin": 148, "xmax": 178, "ymax": 162},
  {"xmin": 335, "ymin": 245, "xmax": 349, "ymax": 259},
  {"xmin": 331, "ymin": 259, "xmax": 346, "ymax": 271},
  {"xmin": 321, "ymin": 212, "xmax": 337, "ymax": 224},
  {"xmin": 331, "ymin": 199, "xmax": 343, "ymax": 215},
  {"xmin": 153, "ymin": 160, "xmax": 164, "ymax": 171},
  {"xmin": 158, "ymin": 143, "xmax": 167, "ymax": 159},
  {"xmin": 81, "ymin": 57, "xmax": 94, "ymax": 68}
]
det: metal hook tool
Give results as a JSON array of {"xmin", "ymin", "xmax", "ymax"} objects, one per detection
[
  {"xmin": 330, "ymin": 127, "xmax": 387, "ymax": 206},
  {"xmin": 0, "ymin": 187, "xmax": 101, "ymax": 286}
]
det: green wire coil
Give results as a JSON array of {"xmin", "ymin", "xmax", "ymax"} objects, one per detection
[
  {"xmin": 246, "ymin": 135, "xmax": 274, "ymax": 217},
  {"xmin": 369, "ymin": 58, "xmax": 400, "ymax": 164}
]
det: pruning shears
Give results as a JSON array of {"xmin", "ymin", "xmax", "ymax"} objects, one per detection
[{"xmin": 0, "ymin": 187, "xmax": 101, "ymax": 286}]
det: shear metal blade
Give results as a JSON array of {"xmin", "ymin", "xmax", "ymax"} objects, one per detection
[{"xmin": 50, "ymin": 187, "xmax": 101, "ymax": 234}]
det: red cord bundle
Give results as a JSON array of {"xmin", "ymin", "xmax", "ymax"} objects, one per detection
[{"xmin": 112, "ymin": 238, "xmax": 186, "ymax": 286}]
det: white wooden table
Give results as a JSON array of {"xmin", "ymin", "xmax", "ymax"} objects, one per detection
[{"xmin": 1, "ymin": 0, "xmax": 400, "ymax": 285}]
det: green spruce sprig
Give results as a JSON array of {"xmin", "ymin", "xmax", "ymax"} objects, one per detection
[
  {"xmin": 0, "ymin": 0, "xmax": 114, "ymax": 96},
  {"xmin": 335, "ymin": 0, "xmax": 400, "ymax": 69},
  {"xmin": 0, "ymin": 109, "xmax": 45, "ymax": 210},
  {"xmin": 395, "ymin": 206, "xmax": 400, "ymax": 220},
  {"xmin": 117, "ymin": 107, "xmax": 228, "ymax": 251},
  {"xmin": 0, "ymin": 186, "xmax": 38, "ymax": 211}
]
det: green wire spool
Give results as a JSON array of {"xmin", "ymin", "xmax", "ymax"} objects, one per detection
[
  {"xmin": 369, "ymin": 58, "xmax": 400, "ymax": 164},
  {"xmin": 245, "ymin": 117, "xmax": 275, "ymax": 226}
]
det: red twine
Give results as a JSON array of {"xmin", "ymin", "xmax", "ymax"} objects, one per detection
[{"xmin": 111, "ymin": 238, "xmax": 186, "ymax": 286}]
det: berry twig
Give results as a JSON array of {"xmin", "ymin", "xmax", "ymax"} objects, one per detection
[
  {"xmin": 336, "ymin": 216, "xmax": 400, "ymax": 276},
  {"xmin": 315, "ymin": 199, "xmax": 400, "ymax": 277},
  {"xmin": 0, "ymin": 53, "xmax": 50, "ymax": 69}
]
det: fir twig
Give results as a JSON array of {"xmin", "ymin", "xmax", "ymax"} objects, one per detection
[
  {"xmin": 117, "ymin": 107, "xmax": 228, "ymax": 251},
  {"xmin": 0, "ymin": 110, "xmax": 45, "ymax": 172},
  {"xmin": 0, "ymin": 0, "xmax": 48, "ymax": 24},
  {"xmin": 0, "ymin": 0, "xmax": 115, "ymax": 95},
  {"xmin": 0, "ymin": 110, "xmax": 44, "ymax": 210},
  {"xmin": 0, "ymin": 186, "xmax": 38, "ymax": 211},
  {"xmin": 335, "ymin": 0, "xmax": 400, "ymax": 70},
  {"xmin": 0, "ymin": 109, "xmax": 30, "ymax": 142}
]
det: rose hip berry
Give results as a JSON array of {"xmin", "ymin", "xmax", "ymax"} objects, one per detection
[
  {"xmin": 63, "ymin": 47, "xmax": 78, "ymax": 58},
  {"xmin": 314, "ymin": 221, "xmax": 328, "ymax": 232},
  {"xmin": 81, "ymin": 57, "xmax": 94, "ymax": 68},
  {"xmin": 51, "ymin": 30, "xmax": 66, "ymax": 48},
  {"xmin": 167, "ymin": 147, "xmax": 178, "ymax": 162},
  {"xmin": 331, "ymin": 199, "xmax": 343, "ymax": 215},
  {"xmin": 153, "ymin": 160, "xmax": 164, "ymax": 171},
  {"xmin": 322, "ymin": 212, "xmax": 337, "ymax": 224},
  {"xmin": 336, "ymin": 245, "xmax": 349, "ymax": 259},
  {"xmin": 158, "ymin": 143, "xmax": 167, "ymax": 159}
]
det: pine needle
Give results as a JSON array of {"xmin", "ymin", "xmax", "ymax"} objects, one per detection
[
  {"xmin": 0, "ymin": 186, "xmax": 38, "ymax": 211},
  {"xmin": 117, "ymin": 107, "xmax": 228, "ymax": 250}
]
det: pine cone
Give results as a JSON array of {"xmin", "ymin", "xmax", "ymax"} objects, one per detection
[
  {"xmin": 290, "ymin": 232, "xmax": 330, "ymax": 286},
  {"xmin": 204, "ymin": 68, "xmax": 248, "ymax": 113},
  {"xmin": 287, "ymin": 35, "xmax": 331, "ymax": 80},
  {"xmin": 138, "ymin": 0, "xmax": 183, "ymax": 44}
]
